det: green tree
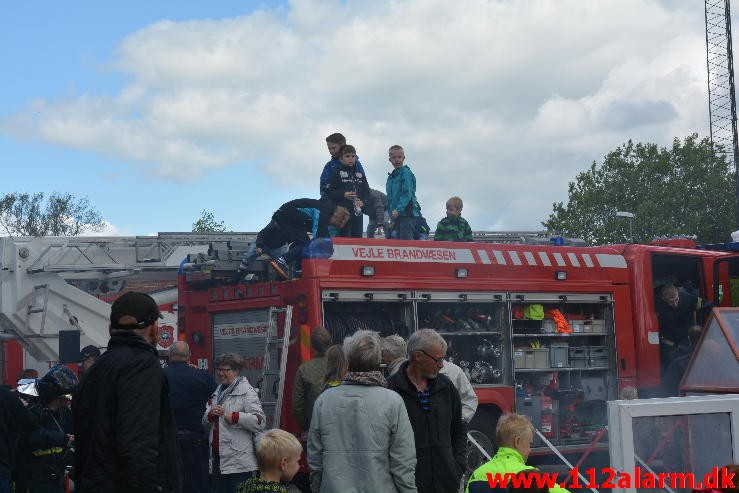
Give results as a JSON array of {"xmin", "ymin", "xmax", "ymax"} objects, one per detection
[
  {"xmin": 192, "ymin": 210, "xmax": 227, "ymax": 233},
  {"xmin": 543, "ymin": 134, "xmax": 736, "ymax": 245},
  {"xmin": 0, "ymin": 192, "xmax": 104, "ymax": 236}
]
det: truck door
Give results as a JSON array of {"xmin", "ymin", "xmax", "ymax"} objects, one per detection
[
  {"xmin": 212, "ymin": 308, "xmax": 272, "ymax": 390},
  {"xmin": 651, "ymin": 253, "xmax": 707, "ymax": 302},
  {"xmin": 714, "ymin": 256, "xmax": 739, "ymax": 307}
]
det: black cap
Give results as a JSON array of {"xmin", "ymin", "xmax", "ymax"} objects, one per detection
[
  {"xmin": 79, "ymin": 345, "xmax": 101, "ymax": 362},
  {"xmin": 110, "ymin": 292, "xmax": 162, "ymax": 330}
]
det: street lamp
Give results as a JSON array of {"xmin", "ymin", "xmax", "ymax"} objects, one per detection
[{"xmin": 616, "ymin": 211, "xmax": 635, "ymax": 243}]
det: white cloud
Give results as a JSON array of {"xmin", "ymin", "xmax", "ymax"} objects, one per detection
[{"xmin": 1, "ymin": 0, "xmax": 711, "ymax": 230}]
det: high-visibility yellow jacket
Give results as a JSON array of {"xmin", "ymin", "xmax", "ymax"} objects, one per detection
[{"xmin": 465, "ymin": 446, "xmax": 571, "ymax": 493}]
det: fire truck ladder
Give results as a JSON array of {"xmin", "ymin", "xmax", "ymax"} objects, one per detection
[
  {"xmin": 705, "ymin": 0, "xmax": 739, "ymax": 223},
  {"xmin": 259, "ymin": 306, "xmax": 293, "ymax": 429}
]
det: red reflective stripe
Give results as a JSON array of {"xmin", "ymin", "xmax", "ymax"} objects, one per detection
[{"xmin": 300, "ymin": 324, "xmax": 311, "ymax": 362}]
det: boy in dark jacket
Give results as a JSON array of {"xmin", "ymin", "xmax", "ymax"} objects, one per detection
[
  {"xmin": 319, "ymin": 133, "xmax": 366, "ymax": 198},
  {"xmin": 325, "ymin": 145, "xmax": 370, "ymax": 238},
  {"xmin": 387, "ymin": 329, "xmax": 466, "ymax": 493},
  {"xmin": 365, "ymin": 189, "xmax": 388, "ymax": 238},
  {"xmin": 254, "ymin": 198, "xmax": 350, "ymax": 280},
  {"xmin": 237, "ymin": 429, "xmax": 302, "ymax": 493},
  {"xmin": 434, "ymin": 196, "xmax": 473, "ymax": 242}
]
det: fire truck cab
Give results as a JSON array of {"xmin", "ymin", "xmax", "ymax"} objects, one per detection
[{"xmin": 177, "ymin": 234, "xmax": 739, "ymax": 466}]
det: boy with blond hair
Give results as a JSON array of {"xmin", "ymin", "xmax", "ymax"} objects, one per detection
[
  {"xmin": 237, "ymin": 429, "xmax": 302, "ymax": 493},
  {"xmin": 434, "ymin": 196, "xmax": 473, "ymax": 242},
  {"xmin": 466, "ymin": 413, "xmax": 570, "ymax": 493},
  {"xmin": 386, "ymin": 145, "xmax": 421, "ymax": 240}
]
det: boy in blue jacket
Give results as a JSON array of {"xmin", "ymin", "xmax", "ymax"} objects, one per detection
[
  {"xmin": 319, "ymin": 133, "xmax": 365, "ymax": 198},
  {"xmin": 386, "ymin": 145, "xmax": 421, "ymax": 240}
]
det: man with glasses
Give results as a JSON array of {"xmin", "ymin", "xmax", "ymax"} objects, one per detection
[{"xmin": 387, "ymin": 329, "xmax": 467, "ymax": 493}]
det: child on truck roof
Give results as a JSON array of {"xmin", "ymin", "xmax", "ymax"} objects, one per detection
[
  {"xmin": 245, "ymin": 198, "xmax": 350, "ymax": 280},
  {"xmin": 319, "ymin": 133, "xmax": 365, "ymax": 198},
  {"xmin": 386, "ymin": 145, "xmax": 421, "ymax": 240},
  {"xmin": 434, "ymin": 196, "xmax": 473, "ymax": 242},
  {"xmin": 325, "ymin": 144, "xmax": 370, "ymax": 238}
]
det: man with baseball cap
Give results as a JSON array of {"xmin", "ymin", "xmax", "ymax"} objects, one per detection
[
  {"xmin": 73, "ymin": 292, "xmax": 182, "ymax": 493},
  {"xmin": 78, "ymin": 345, "xmax": 100, "ymax": 375}
]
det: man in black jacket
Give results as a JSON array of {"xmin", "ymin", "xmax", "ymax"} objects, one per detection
[
  {"xmin": 73, "ymin": 291, "xmax": 182, "ymax": 493},
  {"xmin": 163, "ymin": 341, "xmax": 216, "ymax": 493},
  {"xmin": 0, "ymin": 387, "xmax": 37, "ymax": 493},
  {"xmin": 387, "ymin": 328, "xmax": 467, "ymax": 493}
]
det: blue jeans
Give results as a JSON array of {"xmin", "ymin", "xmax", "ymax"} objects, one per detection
[
  {"xmin": 0, "ymin": 477, "xmax": 11, "ymax": 493},
  {"xmin": 396, "ymin": 216, "xmax": 416, "ymax": 240},
  {"xmin": 178, "ymin": 430, "xmax": 210, "ymax": 493},
  {"xmin": 242, "ymin": 243, "xmax": 286, "ymax": 263}
]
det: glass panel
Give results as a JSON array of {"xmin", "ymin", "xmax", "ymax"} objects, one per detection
[
  {"xmin": 717, "ymin": 311, "xmax": 739, "ymax": 347},
  {"xmin": 632, "ymin": 413, "xmax": 733, "ymax": 493},
  {"xmin": 683, "ymin": 318, "xmax": 739, "ymax": 390},
  {"xmin": 416, "ymin": 297, "xmax": 508, "ymax": 385}
]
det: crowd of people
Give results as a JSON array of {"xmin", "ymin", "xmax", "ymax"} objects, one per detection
[
  {"xmin": 0, "ymin": 291, "xmax": 482, "ymax": 493},
  {"xmin": 1, "ymin": 291, "xmax": 738, "ymax": 493},
  {"xmin": 243, "ymin": 132, "xmax": 474, "ymax": 280}
]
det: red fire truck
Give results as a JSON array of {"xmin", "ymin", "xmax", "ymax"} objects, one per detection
[
  {"xmin": 176, "ymin": 234, "xmax": 739, "ymax": 464},
  {"xmin": 3, "ymin": 233, "xmax": 737, "ymax": 466}
]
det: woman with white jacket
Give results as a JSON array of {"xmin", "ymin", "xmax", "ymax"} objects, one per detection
[{"xmin": 203, "ymin": 353, "xmax": 266, "ymax": 493}]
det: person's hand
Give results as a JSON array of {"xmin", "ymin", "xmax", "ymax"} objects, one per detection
[
  {"xmin": 211, "ymin": 405, "xmax": 226, "ymax": 417},
  {"xmin": 355, "ymin": 199, "xmax": 363, "ymax": 208},
  {"xmin": 255, "ymin": 247, "xmax": 263, "ymax": 255}
]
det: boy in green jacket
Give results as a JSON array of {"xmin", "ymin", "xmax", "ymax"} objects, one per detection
[{"xmin": 434, "ymin": 196, "xmax": 473, "ymax": 242}]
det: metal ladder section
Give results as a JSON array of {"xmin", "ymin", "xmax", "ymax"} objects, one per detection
[{"xmin": 259, "ymin": 306, "xmax": 293, "ymax": 429}]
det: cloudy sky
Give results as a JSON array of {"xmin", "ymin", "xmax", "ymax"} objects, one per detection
[{"xmin": 0, "ymin": 0, "xmax": 716, "ymax": 236}]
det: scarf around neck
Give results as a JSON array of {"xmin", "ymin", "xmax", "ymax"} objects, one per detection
[
  {"xmin": 343, "ymin": 370, "xmax": 387, "ymax": 387},
  {"xmin": 216, "ymin": 376, "xmax": 242, "ymax": 405}
]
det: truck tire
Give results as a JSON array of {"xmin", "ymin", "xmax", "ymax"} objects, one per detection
[{"xmin": 467, "ymin": 406, "xmax": 500, "ymax": 472}]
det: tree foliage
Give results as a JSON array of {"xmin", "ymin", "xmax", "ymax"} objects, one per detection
[
  {"xmin": 543, "ymin": 134, "xmax": 737, "ymax": 245},
  {"xmin": 0, "ymin": 192, "xmax": 105, "ymax": 236},
  {"xmin": 192, "ymin": 210, "xmax": 227, "ymax": 233}
]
